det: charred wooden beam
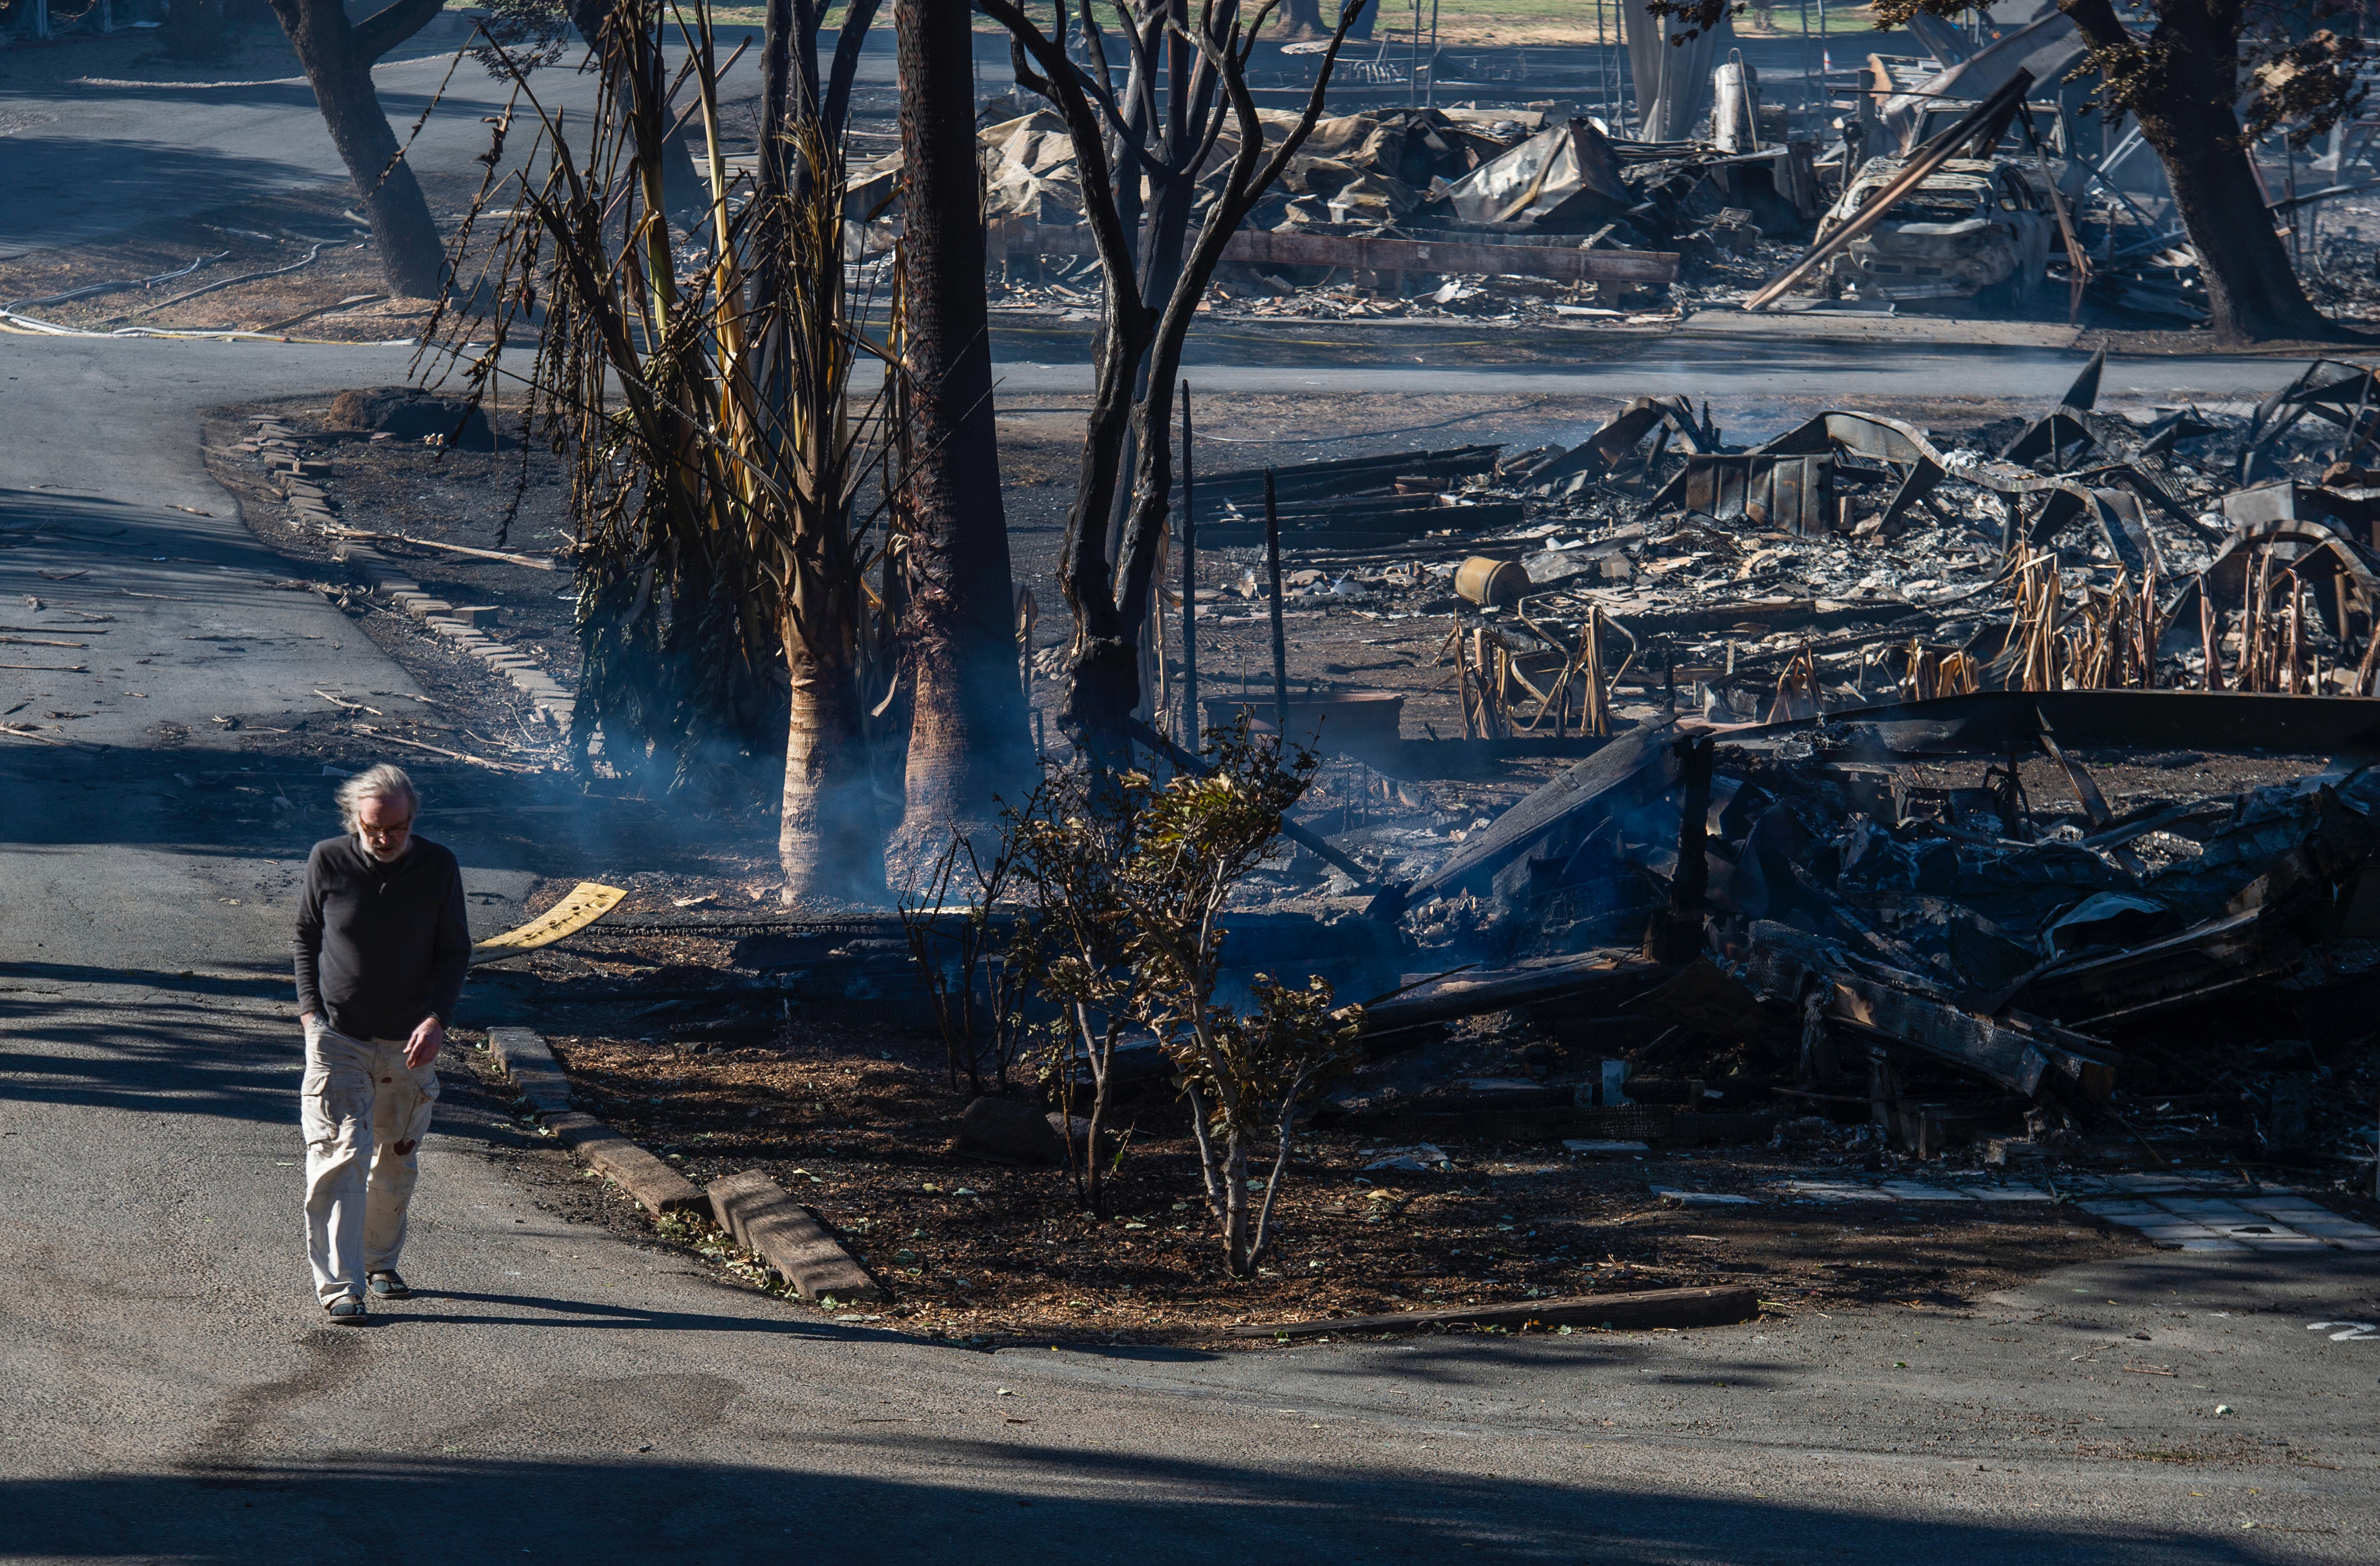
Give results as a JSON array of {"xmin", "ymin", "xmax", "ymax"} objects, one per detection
[
  {"xmin": 1405, "ymin": 717, "xmax": 1680, "ymax": 906},
  {"xmin": 1744, "ymin": 922, "xmax": 2120, "ymax": 1103}
]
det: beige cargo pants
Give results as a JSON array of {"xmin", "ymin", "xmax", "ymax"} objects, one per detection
[{"xmin": 302, "ymin": 1021, "xmax": 439, "ymax": 1306}]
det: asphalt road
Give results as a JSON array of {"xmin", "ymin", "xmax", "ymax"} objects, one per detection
[
  {"xmin": 0, "ymin": 27, "xmax": 882, "ymax": 259},
  {"xmin": 1000, "ymin": 344, "xmax": 2324, "ymax": 403},
  {"xmin": 5, "ymin": 332, "xmax": 2379, "ymax": 1561}
]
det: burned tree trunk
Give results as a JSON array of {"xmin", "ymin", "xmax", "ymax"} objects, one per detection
[
  {"xmin": 2158, "ymin": 120, "xmax": 2334, "ymax": 345},
  {"xmin": 895, "ymin": 0, "xmax": 1033, "ymax": 843},
  {"xmin": 268, "ymin": 0, "xmax": 449, "ymax": 298},
  {"xmin": 1281, "ymin": 0, "xmax": 1326, "ymax": 36},
  {"xmin": 2063, "ymin": 0, "xmax": 2325, "ymax": 343},
  {"xmin": 2058, "ymin": 0, "xmax": 2358, "ymax": 346}
]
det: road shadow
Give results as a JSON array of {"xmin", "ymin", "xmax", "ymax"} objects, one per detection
[
  {"xmin": 0, "ymin": 980, "xmax": 304, "ymax": 1126},
  {"xmin": 0, "ymin": 135, "xmax": 329, "ymax": 247},
  {"xmin": 0, "ymin": 1444, "xmax": 2303, "ymax": 1563}
]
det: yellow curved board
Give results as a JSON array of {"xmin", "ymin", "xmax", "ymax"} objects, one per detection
[{"xmin": 471, "ymin": 881, "xmax": 628, "ymax": 964}]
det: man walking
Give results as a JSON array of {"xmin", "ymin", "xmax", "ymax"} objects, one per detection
[{"xmin": 292, "ymin": 764, "xmax": 469, "ymax": 1320}]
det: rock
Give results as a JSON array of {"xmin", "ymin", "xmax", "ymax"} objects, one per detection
[
  {"xmin": 1769, "ymin": 1114, "xmax": 1840, "ymax": 1149},
  {"xmin": 1365, "ymin": 1143, "xmax": 1450, "ymax": 1172},
  {"xmin": 1049, "ymin": 1112, "xmax": 1118, "ymax": 1162},
  {"xmin": 1654, "ymin": 1187, "xmax": 1757, "ymax": 1208},
  {"xmin": 327, "ymin": 387, "xmax": 492, "ymax": 446},
  {"xmin": 958, "ymin": 1095, "xmax": 1068, "ymax": 1165}
]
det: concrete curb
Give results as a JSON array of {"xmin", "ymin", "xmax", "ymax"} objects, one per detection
[
  {"xmin": 348, "ymin": 545, "xmax": 578, "ymax": 731},
  {"xmin": 242, "ymin": 416, "xmax": 578, "ymax": 732},
  {"xmin": 486, "ymin": 1025, "xmax": 573, "ymax": 1114},
  {"xmin": 707, "ymin": 1169, "xmax": 881, "ymax": 1302},
  {"xmin": 485, "ymin": 1027, "xmax": 706, "ymax": 1219}
]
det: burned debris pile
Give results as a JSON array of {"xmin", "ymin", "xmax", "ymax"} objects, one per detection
[
  {"xmin": 931, "ymin": 25, "xmax": 2380, "ymax": 328},
  {"xmin": 1148, "ymin": 355, "xmax": 2380, "ymax": 1186},
  {"xmin": 1358, "ymin": 690, "xmax": 2380, "ymax": 1165},
  {"xmin": 862, "ymin": 104, "xmax": 1828, "ymax": 319},
  {"xmin": 1157, "ymin": 353, "xmax": 2380, "ymax": 775}
]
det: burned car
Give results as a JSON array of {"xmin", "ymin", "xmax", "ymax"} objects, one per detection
[{"xmin": 1815, "ymin": 156, "xmax": 2053, "ymax": 306}]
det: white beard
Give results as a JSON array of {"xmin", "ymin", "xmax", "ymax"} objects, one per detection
[{"xmin": 359, "ymin": 831, "xmax": 411, "ymax": 864}]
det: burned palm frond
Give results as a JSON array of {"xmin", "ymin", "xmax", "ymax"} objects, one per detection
[
  {"xmin": 1765, "ymin": 640, "xmax": 1820, "ymax": 722},
  {"xmin": 1999, "ymin": 549, "xmax": 2071, "ymax": 692},
  {"xmin": 1895, "ymin": 638, "xmax": 1979, "ymax": 703},
  {"xmin": 424, "ymin": 2, "xmax": 897, "ymax": 898}
]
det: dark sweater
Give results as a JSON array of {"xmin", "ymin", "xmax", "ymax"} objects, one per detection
[{"xmin": 292, "ymin": 833, "xmax": 470, "ymax": 1040}]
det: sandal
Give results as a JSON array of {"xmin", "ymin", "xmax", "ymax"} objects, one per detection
[
  {"xmin": 326, "ymin": 1295, "xmax": 366, "ymax": 1321},
  {"xmin": 367, "ymin": 1271, "xmax": 411, "ymax": 1300}
]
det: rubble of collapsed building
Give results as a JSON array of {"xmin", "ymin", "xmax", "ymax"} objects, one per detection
[
  {"xmin": 1139, "ymin": 351, "xmax": 2380, "ymax": 1186},
  {"xmin": 606, "ymin": 351, "xmax": 2380, "ymax": 1195},
  {"xmin": 841, "ymin": 12, "xmax": 2378, "ymax": 327},
  {"xmin": 926, "ymin": 99, "xmax": 1819, "ymax": 318}
]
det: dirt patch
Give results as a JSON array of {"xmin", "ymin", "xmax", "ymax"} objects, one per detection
[{"xmin": 496, "ymin": 981, "xmax": 2148, "ymax": 1346}]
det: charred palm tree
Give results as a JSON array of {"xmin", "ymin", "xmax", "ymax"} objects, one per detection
[{"xmin": 430, "ymin": 0, "xmax": 894, "ymax": 903}]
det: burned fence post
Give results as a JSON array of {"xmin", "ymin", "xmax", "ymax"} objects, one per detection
[
  {"xmin": 1797, "ymin": 984, "xmax": 1839, "ymax": 1086},
  {"xmin": 1266, "ymin": 467, "xmax": 1289, "ymax": 743},
  {"xmin": 1016, "ymin": 587, "xmax": 1038, "ymax": 702},
  {"xmin": 1180, "ymin": 381, "xmax": 1199, "ymax": 750},
  {"xmin": 1645, "ymin": 734, "xmax": 1713, "ymax": 964}
]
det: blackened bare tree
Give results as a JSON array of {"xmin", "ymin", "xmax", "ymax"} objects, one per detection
[
  {"xmin": 977, "ymin": 0, "xmax": 1372, "ymax": 766},
  {"xmin": 267, "ymin": 0, "xmax": 452, "ymax": 297}
]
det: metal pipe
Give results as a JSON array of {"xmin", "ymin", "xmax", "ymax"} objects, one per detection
[
  {"xmin": 1265, "ymin": 467, "xmax": 1289, "ymax": 742},
  {"xmin": 1745, "ymin": 68, "xmax": 2034, "ymax": 310},
  {"xmin": 1410, "ymin": 0, "xmax": 1420, "ymax": 108},
  {"xmin": 1427, "ymin": 0, "xmax": 1440, "ymax": 109},
  {"xmin": 1179, "ymin": 379, "xmax": 1199, "ymax": 749}
]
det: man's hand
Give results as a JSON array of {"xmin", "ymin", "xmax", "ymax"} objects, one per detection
[{"xmin": 405, "ymin": 1015, "xmax": 445, "ymax": 1071}]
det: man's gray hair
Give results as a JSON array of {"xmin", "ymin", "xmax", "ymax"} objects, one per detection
[{"xmin": 336, "ymin": 763, "xmax": 420, "ymax": 832}]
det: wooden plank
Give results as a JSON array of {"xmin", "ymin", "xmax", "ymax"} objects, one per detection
[
  {"xmin": 1743, "ymin": 923, "xmax": 2120, "ymax": 1103},
  {"xmin": 1363, "ymin": 952, "xmax": 1666, "ymax": 1033},
  {"xmin": 708, "ymin": 1169, "xmax": 881, "ymax": 1302},
  {"xmin": 472, "ymin": 881, "xmax": 628, "ymax": 964},
  {"xmin": 1230, "ymin": 1285, "xmax": 1758, "ymax": 1339},
  {"xmin": 1404, "ymin": 718, "xmax": 1679, "ymax": 906}
]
